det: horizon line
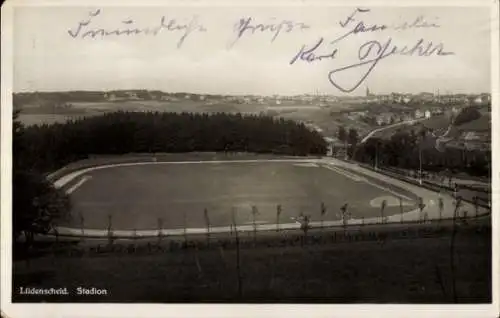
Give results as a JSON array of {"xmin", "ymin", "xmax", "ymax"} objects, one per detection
[{"xmin": 12, "ymin": 89, "xmax": 492, "ymax": 97}]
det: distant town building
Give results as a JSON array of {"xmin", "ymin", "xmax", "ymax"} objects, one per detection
[
  {"xmin": 125, "ymin": 92, "xmax": 139, "ymax": 100},
  {"xmin": 376, "ymin": 113, "xmax": 393, "ymax": 126},
  {"xmin": 366, "ymin": 87, "xmax": 374, "ymax": 97},
  {"xmin": 104, "ymin": 93, "xmax": 117, "ymax": 101}
]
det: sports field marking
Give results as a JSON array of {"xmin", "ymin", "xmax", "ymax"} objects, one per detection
[
  {"xmin": 323, "ymin": 165, "xmax": 363, "ymax": 182},
  {"xmin": 53, "ymin": 159, "xmax": 320, "ymax": 188},
  {"xmin": 290, "ymin": 216, "xmax": 305, "ymax": 225},
  {"xmin": 323, "ymin": 165, "xmax": 413, "ymax": 201},
  {"xmin": 293, "ymin": 163, "xmax": 319, "ymax": 168},
  {"xmin": 243, "ymin": 220, "xmax": 269, "ymax": 225},
  {"xmin": 361, "ymin": 177, "xmax": 413, "ymax": 201},
  {"xmin": 66, "ymin": 176, "xmax": 92, "ymax": 194}
]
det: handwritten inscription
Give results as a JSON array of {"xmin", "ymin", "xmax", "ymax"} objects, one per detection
[
  {"xmin": 67, "ymin": 8, "xmax": 454, "ymax": 93},
  {"xmin": 229, "ymin": 17, "xmax": 310, "ymax": 47},
  {"xmin": 290, "ymin": 8, "xmax": 451, "ymax": 92},
  {"xmin": 331, "ymin": 8, "xmax": 440, "ymax": 45},
  {"xmin": 289, "ymin": 38, "xmax": 338, "ymax": 65},
  {"xmin": 68, "ymin": 9, "xmax": 207, "ymax": 48},
  {"xmin": 339, "ymin": 8, "xmax": 440, "ymax": 31}
]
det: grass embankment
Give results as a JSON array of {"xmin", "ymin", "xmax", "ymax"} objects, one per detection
[{"xmin": 13, "ymin": 221, "xmax": 491, "ymax": 303}]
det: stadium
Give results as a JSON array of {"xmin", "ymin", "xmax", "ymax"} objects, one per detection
[{"xmin": 50, "ymin": 155, "xmax": 488, "ymax": 238}]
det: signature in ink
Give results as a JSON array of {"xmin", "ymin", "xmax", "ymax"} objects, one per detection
[
  {"xmin": 289, "ymin": 37, "xmax": 338, "ymax": 65},
  {"xmin": 327, "ymin": 37, "xmax": 454, "ymax": 93},
  {"xmin": 289, "ymin": 8, "xmax": 449, "ymax": 92},
  {"xmin": 68, "ymin": 9, "xmax": 207, "ymax": 48},
  {"xmin": 229, "ymin": 17, "xmax": 310, "ymax": 48}
]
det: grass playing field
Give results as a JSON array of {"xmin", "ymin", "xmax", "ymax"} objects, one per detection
[{"xmin": 62, "ymin": 161, "xmax": 419, "ymax": 231}]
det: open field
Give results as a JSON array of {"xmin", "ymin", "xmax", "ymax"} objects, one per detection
[
  {"xmin": 61, "ymin": 161, "xmax": 419, "ymax": 231},
  {"xmin": 369, "ymin": 116, "xmax": 450, "ymax": 140},
  {"xmin": 17, "ymin": 100, "xmax": 371, "ymax": 139},
  {"xmin": 17, "ymin": 113, "xmax": 92, "ymax": 126},
  {"xmin": 12, "ymin": 222, "xmax": 491, "ymax": 303}
]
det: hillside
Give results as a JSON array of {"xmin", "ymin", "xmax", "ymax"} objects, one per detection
[{"xmin": 13, "ymin": 221, "xmax": 491, "ymax": 303}]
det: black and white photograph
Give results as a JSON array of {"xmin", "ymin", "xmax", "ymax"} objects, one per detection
[{"xmin": 1, "ymin": 0, "xmax": 498, "ymax": 317}]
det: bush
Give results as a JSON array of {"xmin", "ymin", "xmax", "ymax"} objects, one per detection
[{"xmin": 453, "ymin": 107, "xmax": 481, "ymax": 126}]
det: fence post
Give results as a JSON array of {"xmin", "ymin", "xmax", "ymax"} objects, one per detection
[
  {"xmin": 183, "ymin": 211, "xmax": 188, "ymax": 248},
  {"xmin": 251, "ymin": 206, "xmax": 258, "ymax": 244},
  {"xmin": 53, "ymin": 222, "xmax": 59, "ymax": 245},
  {"xmin": 107, "ymin": 214, "xmax": 113, "ymax": 246},
  {"xmin": 204, "ymin": 208, "xmax": 210, "ymax": 246},
  {"xmin": 473, "ymin": 196, "xmax": 479, "ymax": 218},
  {"xmin": 340, "ymin": 203, "xmax": 348, "ymax": 231},
  {"xmin": 380, "ymin": 199, "xmax": 387, "ymax": 224},
  {"xmin": 399, "ymin": 197, "xmax": 404, "ymax": 223},
  {"xmin": 79, "ymin": 213, "xmax": 85, "ymax": 242},
  {"xmin": 301, "ymin": 215, "xmax": 310, "ymax": 246},
  {"xmin": 231, "ymin": 206, "xmax": 243, "ymax": 299},
  {"xmin": 320, "ymin": 202, "xmax": 326, "ymax": 230},
  {"xmin": 417, "ymin": 197, "xmax": 425, "ymax": 223},
  {"xmin": 157, "ymin": 218, "xmax": 164, "ymax": 244},
  {"xmin": 276, "ymin": 204, "xmax": 281, "ymax": 232},
  {"xmin": 231, "ymin": 207, "xmax": 237, "ymax": 236},
  {"xmin": 438, "ymin": 196, "xmax": 444, "ymax": 223}
]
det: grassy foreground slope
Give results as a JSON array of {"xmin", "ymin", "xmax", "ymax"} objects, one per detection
[{"xmin": 13, "ymin": 221, "xmax": 491, "ymax": 303}]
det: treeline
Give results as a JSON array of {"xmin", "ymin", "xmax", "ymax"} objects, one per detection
[
  {"xmin": 14, "ymin": 91, "xmax": 105, "ymax": 105},
  {"xmin": 353, "ymin": 130, "xmax": 490, "ymax": 177},
  {"xmin": 16, "ymin": 111, "xmax": 327, "ymax": 174}
]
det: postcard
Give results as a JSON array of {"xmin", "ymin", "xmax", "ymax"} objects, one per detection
[{"xmin": 1, "ymin": 0, "xmax": 498, "ymax": 317}]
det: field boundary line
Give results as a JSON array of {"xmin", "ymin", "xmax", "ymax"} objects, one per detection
[{"xmin": 66, "ymin": 176, "xmax": 92, "ymax": 194}]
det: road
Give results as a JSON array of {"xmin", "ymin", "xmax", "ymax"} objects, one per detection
[{"xmin": 359, "ymin": 118, "xmax": 428, "ymax": 144}]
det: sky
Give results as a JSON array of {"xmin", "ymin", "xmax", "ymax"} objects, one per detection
[{"xmin": 12, "ymin": 5, "xmax": 492, "ymax": 96}]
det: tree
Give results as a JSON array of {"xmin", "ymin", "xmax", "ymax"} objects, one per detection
[
  {"xmin": 13, "ymin": 112, "xmax": 71, "ymax": 247},
  {"xmin": 418, "ymin": 197, "xmax": 426, "ymax": 222},
  {"xmin": 472, "ymin": 196, "xmax": 479, "ymax": 217},
  {"xmin": 301, "ymin": 215, "xmax": 310, "ymax": 243},
  {"xmin": 438, "ymin": 197, "xmax": 444, "ymax": 221},
  {"xmin": 13, "ymin": 171, "xmax": 71, "ymax": 246},
  {"xmin": 347, "ymin": 128, "xmax": 359, "ymax": 145},
  {"xmin": 347, "ymin": 128, "xmax": 359, "ymax": 157},
  {"xmin": 340, "ymin": 203, "xmax": 349, "ymax": 228},
  {"xmin": 380, "ymin": 199, "xmax": 387, "ymax": 224},
  {"xmin": 337, "ymin": 125, "xmax": 347, "ymax": 142}
]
